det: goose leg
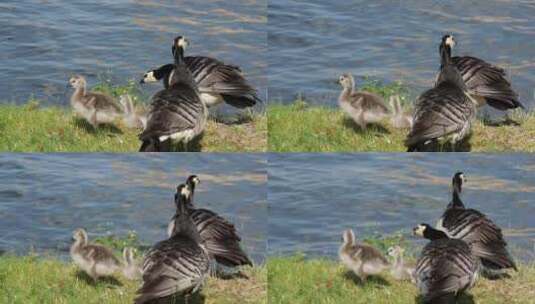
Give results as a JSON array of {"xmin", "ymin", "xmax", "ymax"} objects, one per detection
[
  {"xmin": 357, "ymin": 111, "xmax": 367, "ymax": 130},
  {"xmin": 89, "ymin": 260, "xmax": 98, "ymax": 282},
  {"xmin": 89, "ymin": 109, "xmax": 98, "ymax": 128}
]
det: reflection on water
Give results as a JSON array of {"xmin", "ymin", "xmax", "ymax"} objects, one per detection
[
  {"xmin": 0, "ymin": 153, "xmax": 267, "ymax": 264},
  {"xmin": 0, "ymin": 0, "xmax": 266, "ymax": 108},
  {"xmin": 268, "ymin": 153, "xmax": 535, "ymax": 262},
  {"xmin": 268, "ymin": 0, "xmax": 535, "ymax": 111}
]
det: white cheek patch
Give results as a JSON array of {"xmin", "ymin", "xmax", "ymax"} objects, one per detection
[
  {"xmin": 178, "ymin": 38, "xmax": 189, "ymax": 48},
  {"xmin": 144, "ymin": 71, "xmax": 157, "ymax": 82},
  {"xmin": 446, "ymin": 36, "xmax": 455, "ymax": 47}
]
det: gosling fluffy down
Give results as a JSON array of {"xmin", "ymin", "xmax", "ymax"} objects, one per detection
[
  {"xmin": 338, "ymin": 73, "xmax": 391, "ymax": 130},
  {"xmin": 339, "ymin": 229, "xmax": 390, "ymax": 281},
  {"xmin": 70, "ymin": 228, "xmax": 122, "ymax": 281},
  {"xmin": 69, "ymin": 75, "xmax": 123, "ymax": 127}
]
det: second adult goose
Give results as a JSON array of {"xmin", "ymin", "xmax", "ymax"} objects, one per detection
[
  {"xmin": 443, "ymin": 34, "xmax": 524, "ymax": 111},
  {"xmin": 140, "ymin": 56, "xmax": 261, "ymax": 109},
  {"xmin": 413, "ymin": 224, "xmax": 480, "ymax": 304},
  {"xmin": 339, "ymin": 229, "xmax": 390, "ymax": 282},
  {"xmin": 437, "ymin": 172, "xmax": 517, "ymax": 274},
  {"xmin": 69, "ymin": 75, "xmax": 123, "ymax": 128},
  {"xmin": 338, "ymin": 73, "xmax": 391, "ymax": 130},
  {"xmin": 405, "ymin": 35, "xmax": 477, "ymax": 152},
  {"xmin": 135, "ymin": 183, "xmax": 211, "ymax": 304},
  {"xmin": 167, "ymin": 175, "xmax": 252, "ymax": 267},
  {"xmin": 70, "ymin": 228, "xmax": 122, "ymax": 281},
  {"xmin": 139, "ymin": 36, "xmax": 207, "ymax": 152}
]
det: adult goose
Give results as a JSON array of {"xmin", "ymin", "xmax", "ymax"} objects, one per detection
[
  {"xmin": 437, "ymin": 172, "xmax": 517, "ymax": 275},
  {"xmin": 139, "ymin": 36, "xmax": 207, "ymax": 152},
  {"xmin": 140, "ymin": 56, "xmax": 261, "ymax": 109},
  {"xmin": 337, "ymin": 73, "xmax": 391, "ymax": 130},
  {"xmin": 406, "ymin": 36, "xmax": 477, "ymax": 152},
  {"xmin": 443, "ymin": 34, "xmax": 524, "ymax": 111},
  {"xmin": 167, "ymin": 175, "xmax": 252, "ymax": 268},
  {"xmin": 135, "ymin": 183, "xmax": 211, "ymax": 304},
  {"xmin": 413, "ymin": 224, "xmax": 480, "ymax": 304},
  {"xmin": 69, "ymin": 75, "xmax": 123, "ymax": 128}
]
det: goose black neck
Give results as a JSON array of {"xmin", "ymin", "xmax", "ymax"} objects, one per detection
[
  {"xmin": 171, "ymin": 190, "xmax": 201, "ymax": 242},
  {"xmin": 173, "ymin": 46, "xmax": 185, "ymax": 66},
  {"xmin": 450, "ymin": 180, "xmax": 465, "ymax": 208},
  {"xmin": 424, "ymin": 227, "xmax": 449, "ymax": 240}
]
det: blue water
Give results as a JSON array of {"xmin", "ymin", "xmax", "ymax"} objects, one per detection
[
  {"xmin": 269, "ymin": 153, "xmax": 535, "ymax": 262},
  {"xmin": 0, "ymin": 0, "xmax": 266, "ymax": 109},
  {"xmin": 268, "ymin": 0, "xmax": 535, "ymax": 112},
  {"xmin": 0, "ymin": 153, "xmax": 267, "ymax": 264}
]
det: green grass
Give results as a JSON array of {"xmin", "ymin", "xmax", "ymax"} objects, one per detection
[
  {"xmin": 268, "ymin": 255, "xmax": 535, "ymax": 304},
  {"xmin": 268, "ymin": 81, "xmax": 535, "ymax": 152},
  {"xmin": 0, "ymin": 81, "xmax": 266, "ymax": 152},
  {"xmin": 0, "ymin": 232, "xmax": 266, "ymax": 304}
]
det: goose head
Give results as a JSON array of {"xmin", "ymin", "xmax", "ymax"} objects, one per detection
[
  {"xmin": 338, "ymin": 73, "xmax": 355, "ymax": 90},
  {"xmin": 69, "ymin": 75, "xmax": 86, "ymax": 89},
  {"xmin": 442, "ymin": 34, "xmax": 456, "ymax": 49},
  {"xmin": 186, "ymin": 175, "xmax": 200, "ymax": 188},
  {"xmin": 413, "ymin": 223, "xmax": 448, "ymax": 240},
  {"xmin": 172, "ymin": 35, "xmax": 190, "ymax": 60}
]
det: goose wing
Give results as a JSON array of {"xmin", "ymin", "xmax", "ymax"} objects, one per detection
[
  {"xmin": 185, "ymin": 56, "xmax": 260, "ymax": 108},
  {"xmin": 190, "ymin": 208, "xmax": 252, "ymax": 267},
  {"xmin": 136, "ymin": 237, "xmax": 210, "ymax": 304},
  {"xmin": 406, "ymin": 84, "xmax": 475, "ymax": 146},
  {"xmin": 452, "ymin": 56, "xmax": 523, "ymax": 110},
  {"xmin": 441, "ymin": 208, "xmax": 516, "ymax": 270},
  {"xmin": 139, "ymin": 85, "xmax": 203, "ymax": 140}
]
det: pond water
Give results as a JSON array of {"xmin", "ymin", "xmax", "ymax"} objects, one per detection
[
  {"xmin": 268, "ymin": 0, "xmax": 535, "ymax": 112},
  {"xmin": 269, "ymin": 153, "xmax": 535, "ymax": 262},
  {"xmin": 0, "ymin": 153, "xmax": 267, "ymax": 263},
  {"xmin": 0, "ymin": 0, "xmax": 267, "ymax": 109}
]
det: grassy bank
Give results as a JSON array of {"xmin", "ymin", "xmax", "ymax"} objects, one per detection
[
  {"xmin": 0, "ymin": 233, "xmax": 266, "ymax": 304},
  {"xmin": 268, "ymin": 80, "xmax": 535, "ymax": 152},
  {"xmin": 0, "ymin": 255, "xmax": 266, "ymax": 304},
  {"xmin": 0, "ymin": 81, "xmax": 266, "ymax": 152},
  {"xmin": 268, "ymin": 255, "xmax": 535, "ymax": 304}
]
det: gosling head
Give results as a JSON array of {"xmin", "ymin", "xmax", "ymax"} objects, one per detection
[
  {"xmin": 341, "ymin": 229, "xmax": 356, "ymax": 246},
  {"xmin": 442, "ymin": 34, "xmax": 456, "ymax": 49},
  {"xmin": 123, "ymin": 247, "xmax": 135, "ymax": 265},
  {"xmin": 139, "ymin": 70, "xmax": 158, "ymax": 84},
  {"xmin": 72, "ymin": 228, "xmax": 88, "ymax": 244},
  {"xmin": 172, "ymin": 35, "xmax": 190, "ymax": 59},
  {"xmin": 68, "ymin": 75, "xmax": 86, "ymax": 89},
  {"xmin": 387, "ymin": 245, "xmax": 404, "ymax": 257},
  {"xmin": 338, "ymin": 73, "xmax": 354, "ymax": 90}
]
